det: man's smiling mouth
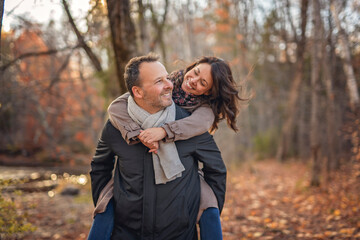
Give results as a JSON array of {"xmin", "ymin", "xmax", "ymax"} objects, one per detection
[{"xmin": 162, "ymin": 92, "xmax": 172, "ymax": 98}]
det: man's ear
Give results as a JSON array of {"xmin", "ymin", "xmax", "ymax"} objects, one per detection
[{"xmin": 132, "ymin": 86, "xmax": 143, "ymax": 99}]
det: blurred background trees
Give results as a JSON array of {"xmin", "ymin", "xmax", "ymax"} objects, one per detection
[{"xmin": 0, "ymin": 0, "xmax": 359, "ymax": 187}]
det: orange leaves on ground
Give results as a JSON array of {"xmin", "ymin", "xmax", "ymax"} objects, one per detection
[{"xmin": 221, "ymin": 160, "xmax": 360, "ymax": 240}]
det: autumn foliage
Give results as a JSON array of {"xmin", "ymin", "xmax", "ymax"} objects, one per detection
[{"xmin": 1, "ymin": 29, "xmax": 104, "ymax": 163}]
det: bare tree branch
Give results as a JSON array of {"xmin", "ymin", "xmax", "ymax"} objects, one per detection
[
  {"xmin": 0, "ymin": 45, "xmax": 80, "ymax": 72},
  {"xmin": 4, "ymin": 0, "xmax": 24, "ymax": 16},
  {"xmin": 285, "ymin": 0, "xmax": 297, "ymax": 42},
  {"xmin": 149, "ymin": 0, "xmax": 169, "ymax": 62},
  {"xmin": 62, "ymin": 0, "xmax": 103, "ymax": 72},
  {"xmin": 46, "ymin": 49, "xmax": 75, "ymax": 91}
]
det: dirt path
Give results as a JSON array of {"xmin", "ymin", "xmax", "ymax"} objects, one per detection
[{"xmin": 2, "ymin": 160, "xmax": 359, "ymax": 239}]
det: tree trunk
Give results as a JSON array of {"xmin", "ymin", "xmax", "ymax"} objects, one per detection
[
  {"xmin": 322, "ymin": 6, "xmax": 337, "ymax": 173},
  {"xmin": 297, "ymin": 84, "xmax": 308, "ymax": 160},
  {"xmin": 276, "ymin": 0, "xmax": 309, "ymax": 161},
  {"xmin": 285, "ymin": 0, "xmax": 297, "ymax": 43},
  {"xmin": 278, "ymin": 0, "xmax": 290, "ymax": 63},
  {"xmin": 185, "ymin": 0, "xmax": 199, "ymax": 59},
  {"xmin": 330, "ymin": 0, "xmax": 359, "ymax": 110},
  {"xmin": 138, "ymin": 0, "xmax": 149, "ymax": 54},
  {"xmin": 0, "ymin": 0, "xmax": 5, "ymax": 62},
  {"xmin": 310, "ymin": 0, "xmax": 322, "ymax": 187},
  {"xmin": 107, "ymin": 0, "xmax": 137, "ymax": 94},
  {"xmin": 149, "ymin": 0, "xmax": 169, "ymax": 63}
]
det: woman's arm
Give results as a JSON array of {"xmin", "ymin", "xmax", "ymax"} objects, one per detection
[
  {"xmin": 139, "ymin": 104, "xmax": 215, "ymax": 143},
  {"xmin": 108, "ymin": 93, "xmax": 214, "ymax": 145},
  {"xmin": 163, "ymin": 104, "xmax": 214, "ymax": 141},
  {"xmin": 107, "ymin": 92, "xmax": 141, "ymax": 145}
]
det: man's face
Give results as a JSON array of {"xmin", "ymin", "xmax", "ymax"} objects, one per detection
[{"xmin": 136, "ymin": 61, "xmax": 173, "ymax": 114}]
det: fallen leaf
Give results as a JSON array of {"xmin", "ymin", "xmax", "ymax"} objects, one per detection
[
  {"xmin": 264, "ymin": 218, "xmax": 272, "ymax": 223},
  {"xmin": 253, "ymin": 232, "xmax": 263, "ymax": 237},
  {"xmin": 324, "ymin": 231, "xmax": 337, "ymax": 237},
  {"xmin": 333, "ymin": 209, "xmax": 341, "ymax": 216},
  {"xmin": 339, "ymin": 228, "xmax": 355, "ymax": 235}
]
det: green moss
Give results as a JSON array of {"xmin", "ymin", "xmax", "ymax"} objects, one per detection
[
  {"xmin": 74, "ymin": 192, "xmax": 92, "ymax": 204},
  {"xmin": 0, "ymin": 194, "xmax": 36, "ymax": 235},
  {"xmin": 252, "ymin": 128, "xmax": 279, "ymax": 160}
]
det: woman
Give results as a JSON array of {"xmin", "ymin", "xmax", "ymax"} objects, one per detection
[{"xmin": 88, "ymin": 56, "xmax": 242, "ymax": 240}]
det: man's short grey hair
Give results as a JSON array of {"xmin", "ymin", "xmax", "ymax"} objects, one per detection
[{"xmin": 124, "ymin": 53, "xmax": 160, "ymax": 97}]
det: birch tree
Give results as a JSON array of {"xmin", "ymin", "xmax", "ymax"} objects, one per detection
[{"xmin": 330, "ymin": 0, "xmax": 359, "ymax": 111}]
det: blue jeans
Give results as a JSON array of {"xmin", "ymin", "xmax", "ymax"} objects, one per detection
[
  {"xmin": 199, "ymin": 207, "xmax": 223, "ymax": 240},
  {"xmin": 87, "ymin": 199, "xmax": 222, "ymax": 240},
  {"xmin": 87, "ymin": 199, "xmax": 114, "ymax": 240}
]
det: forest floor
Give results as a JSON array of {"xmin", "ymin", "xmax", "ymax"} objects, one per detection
[
  {"xmin": 222, "ymin": 160, "xmax": 360, "ymax": 239},
  {"xmin": 1, "ymin": 159, "xmax": 360, "ymax": 240}
]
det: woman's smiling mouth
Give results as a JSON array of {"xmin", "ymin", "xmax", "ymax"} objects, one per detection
[{"xmin": 185, "ymin": 79, "xmax": 195, "ymax": 90}]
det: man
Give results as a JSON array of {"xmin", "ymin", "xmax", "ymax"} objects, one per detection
[{"xmin": 90, "ymin": 54, "xmax": 226, "ymax": 239}]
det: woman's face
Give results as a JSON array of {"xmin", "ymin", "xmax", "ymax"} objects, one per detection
[{"xmin": 181, "ymin": 63, "xmax": 213, "ymax": 96}]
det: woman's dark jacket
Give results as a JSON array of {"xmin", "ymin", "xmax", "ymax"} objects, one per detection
[{"xmin": 90, "ymin": 106, "xmax": 226, "ymax": 240}]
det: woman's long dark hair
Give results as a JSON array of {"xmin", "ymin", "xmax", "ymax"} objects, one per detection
[{"xmin": 185, "ymin": 56, "xmax": 242, "ymax": 133}]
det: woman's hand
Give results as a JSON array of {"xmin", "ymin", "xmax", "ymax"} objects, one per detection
[
  {"xmin": 139, "ymin": 139, "xmax": 159, "ymax": 154},
  {"xmin": 139, "ymin": 127, "xmax": 167, "ymax": 143}
]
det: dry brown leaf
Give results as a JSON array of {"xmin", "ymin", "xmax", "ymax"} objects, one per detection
[
  {"xmin": 324, "ymin": 231, "xmax": 337, "ymax": 237},
  {"xmin": 339, "ymin": 228, "xmax": 356, "ymax": 235},
  {"xmin": 264, "ymin": 218, "xmax": 272, "ymax": 223},
  {"xmin": 253, "ymin": 232, "xmax": 263, "ymax": 237},
  {"xmin": 333, "ymin": 209, "xmax": 341, "ymax": 216}
]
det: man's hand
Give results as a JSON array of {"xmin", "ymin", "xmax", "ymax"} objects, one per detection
[
  {"xmin": 139, "ymin": 127, "xmax": 167, "ymax": 143},
  {"xmin": 139, "ymin": 139, "xmax": 159, "ymax": 154}
]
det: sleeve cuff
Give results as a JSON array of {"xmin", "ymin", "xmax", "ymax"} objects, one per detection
[
  {"xmin": 163, "ymin": 122, "xmax": 183, "ymax": 142},
  {"xmin": 124, "ymin": 123, "xmax": 141, "ymax": 145},
  {"xmin": 161, "ymin": 124, "xmax": 174, "ymax": 142}
]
